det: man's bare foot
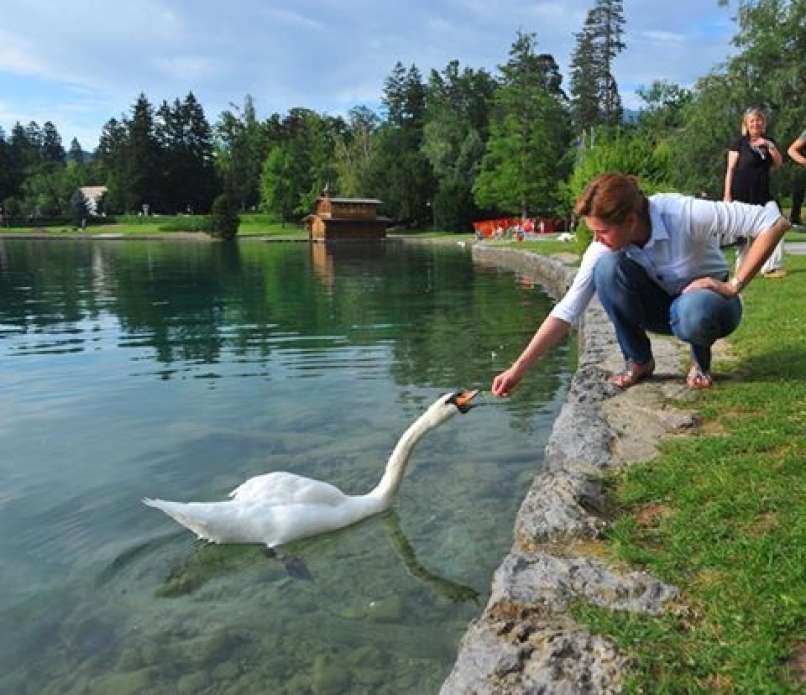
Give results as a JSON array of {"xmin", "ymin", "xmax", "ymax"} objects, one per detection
[
  {"xmin": 687, "ymin": 364, "xmax": 713, "ymax": 390},
  {"xmin": 609, "ymin": 358, "xmax": 655, "ymax": 389}
]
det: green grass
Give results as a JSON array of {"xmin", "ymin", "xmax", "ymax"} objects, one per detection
[
  {"xmin": 486, "ymin": 238, "xmax": 578, "ymax": 256},
  {"xmin": 388, "ymin": 228, "xmax": 474, "ymax": 239},
  {"xmin": 563, "ymin": 255, "xmax": 806, "ymax": 692},
  {"xmin": 0, "ymin": 212, "xmax": 308, "ymax": 238}
]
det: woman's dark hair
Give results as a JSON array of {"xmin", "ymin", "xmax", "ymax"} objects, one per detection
[{"xmin": 575, "ymin": 173, "xmax": 648, "ymax": 225}]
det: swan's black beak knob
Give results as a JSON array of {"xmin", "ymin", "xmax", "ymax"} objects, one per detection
[{"xmin": 450, "ymin": 389, "xmax": 479, "ymax": 413}]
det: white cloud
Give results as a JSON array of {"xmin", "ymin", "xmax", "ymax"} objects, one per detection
[
  {"xmin": 641, "ymin": 30, "xmax": 686, "ymax": 44},
  {"xmin": 0, "ymin": 0, "xmax": 741, "ymax": 147},
  {"xmin": 153, "ymin": 56, "xmax": 222, "ymax": 82},
  {"xmin": 261, "ymin": 7, "xmax": 326, "ymax": 31}
]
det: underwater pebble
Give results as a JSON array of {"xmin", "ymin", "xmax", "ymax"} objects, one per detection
[
  {"xmin": 345, "ymin": 645, "xmax": 382, "ymax": 669},
  {"xmin": 177, "ymin": 670, "xmax": 209, "ymax": 694},
  {"xmin": 92, "ymin": 667, "xmax": 153, "ymax": 695},
  {"xmin": 311, "ymin": 654, "xmax": 352, "ymax": 695},
  {"xmin": 117, "ymin": 646, "xmax": 144, "ymax": 671},
  {"xmin": 366, "ymin": 595, "xmax": 403, "ymax": 622},
  {"xmin": 212, "ymin": 660, "xmax": 240, "ymax": 681}
]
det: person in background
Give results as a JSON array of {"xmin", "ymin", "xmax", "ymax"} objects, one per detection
[
  {"xmin": 724, "ymin": 107, "xmax": 786, "ymax": 277},
  {"xmin": 787, "ymin": 128, "xmax": 806, "ymax": 167},
  {"xmin": 787, "ymin": 128, "xmax": 806, "ymax": 225},
  {"xmin": 491, "ymin": 173, "xmax": 790, "ymax": 396}
]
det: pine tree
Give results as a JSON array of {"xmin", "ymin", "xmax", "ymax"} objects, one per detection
[
  {"xmin": 184, "ymin": 92, "xmax": 218, "ymax": 212},
  {"xmin": 94, "ymin": 118, "xmax": 128, "ymax": 212},
  {"xmin": 474, "ymin": 31, "xmax": 570, "ymax": 217},
  {"xmin": 125, "ymin": 93, "xmax": 162, "ymax": 212},
  {"xmin": 332, "ymin": 107, "xmax": 380, "ymax": 197},
  {"xmin": 421, "ymin": 60, "xmax": 496, "ymax": 229},
  {"xmin": 41, "ymin": 122, "xmax": 66, "ymax": 164},
  {"xmin": 68, "ymin": 138, "xmax": 85, "ymax": 165},
  {"xmin": 0, "ymin": 128, "xmax": 9, "ymax": 201},
  {"xmin": 570, "ymin": 20, "xmax": 601, "ymax": 132},
  {"xmin": 214, "ymin": 95, "xmax": 266, "ymax": 210},
  {"xmin": 592, "ymin": 0, "xmax": 626, "ymax": 125},
  {"xmin": 374, "ymin": 63, "xmax": 434, "ymax": 225},
  {"xmin": 570, "ymin": 0, "xmax": 626, "ymax": 131}
]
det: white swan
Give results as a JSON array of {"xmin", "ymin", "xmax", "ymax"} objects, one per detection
[{"xmin": 143, "ymin": 389, "xmax": 478, "ymax": 548}]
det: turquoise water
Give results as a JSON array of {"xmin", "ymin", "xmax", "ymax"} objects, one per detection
[{"xmin": 0, "ymin": 239, "xmax": 571, "ymax": 694}]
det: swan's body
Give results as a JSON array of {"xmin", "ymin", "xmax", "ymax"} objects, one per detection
[{"xmin": 144, "ymin": 390, "xmax": 477, "ymax": 548}]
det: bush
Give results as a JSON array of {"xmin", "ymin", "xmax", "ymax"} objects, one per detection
[
  {"xmin": 574, "ymin": 219, "xmax": 593, "ymax": 257},
  {"xmin": 69, "ymin": 190, "xmax": 90, "ymax": 228},
  {"xmin": 564, "ymin": 127, "xmax": 674, "ymax": 254},
  {"xmin": 207, "ymin": 194, "xmax": 240, "ymax": 240}
]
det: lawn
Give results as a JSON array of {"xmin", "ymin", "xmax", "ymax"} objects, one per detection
[
  {"xmin": 561, "ymin": 254, "xmax": 806, "ymax": 692},
  {"xmin": 0, "ymin": 213, "xmax": 308, "ymax": 238}
]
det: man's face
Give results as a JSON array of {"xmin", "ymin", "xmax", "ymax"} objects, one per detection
[{"xmin": 585, "ymin": 214, "xmax": 635, "ymax": 250}]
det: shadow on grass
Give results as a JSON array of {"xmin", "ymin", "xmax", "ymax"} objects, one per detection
[{"xmin": 719, "ymin": 347, "xmax": 806, "ymax": 383}]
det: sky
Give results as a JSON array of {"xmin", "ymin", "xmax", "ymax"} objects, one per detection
[{"xmin": 0, "ymin": 0, "xmax": 739, "ymax": 150}]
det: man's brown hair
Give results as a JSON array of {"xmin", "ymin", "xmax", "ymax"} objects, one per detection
[{"xmin": 574, "ymin": 173, "xmax": 648, "ymax": 224}]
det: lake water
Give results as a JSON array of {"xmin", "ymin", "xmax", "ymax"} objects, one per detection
[{"xmin": 0, "ymin": 238, "xmax": 571, "ymax": 695}]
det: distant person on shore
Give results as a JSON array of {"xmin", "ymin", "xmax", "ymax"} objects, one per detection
[
  {"xmin": 788, "ymin": 128, "xmax": 806, "ymax": 166},
  {"xmin": 787, "ymin": 128, "xmax": 806, "ymax": 225},
  {"xmin": 724, "ymin": 107, "xmax": 786, "ymax": 277},
  {"xmin": 491, "ymin": 173, "xmax": 790, "ymax": 395}
]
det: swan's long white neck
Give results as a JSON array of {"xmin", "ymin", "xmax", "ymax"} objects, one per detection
[{"xmin": 369, "ymin": 406, "xmax": 449, "ymax": 506}]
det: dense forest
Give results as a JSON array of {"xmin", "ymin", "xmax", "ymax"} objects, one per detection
[{"xmin": 0, "ymin": 0, "xmax": 803, "ymax": 228}]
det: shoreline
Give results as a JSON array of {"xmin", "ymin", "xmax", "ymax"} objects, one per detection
[{"xmin": 440, "ymin": 246, "xmax": 697, "ymax": 693}]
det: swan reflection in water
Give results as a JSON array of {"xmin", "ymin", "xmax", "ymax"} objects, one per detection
[{"xmin": 153, "ymin": 510, "xmax": 478, "ymax": 605}]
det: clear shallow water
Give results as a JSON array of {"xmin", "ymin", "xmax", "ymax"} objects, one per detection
[{"xmin": 0, "ymin": 239, "xmax": 571, "ymax": 694}]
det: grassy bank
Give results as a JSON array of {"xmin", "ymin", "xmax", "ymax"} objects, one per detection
[
  {"xmin": 558, "ymin": 254, "xmax": 805, "ymax": 692},
  {"xmin": 0, "ymin": 213, "xmax": 307, "ymax": 238}
]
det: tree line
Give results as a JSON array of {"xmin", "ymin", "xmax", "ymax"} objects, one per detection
[{"xmin": 0, "ymin": 0, "xmax": 802, "ymax": 228}]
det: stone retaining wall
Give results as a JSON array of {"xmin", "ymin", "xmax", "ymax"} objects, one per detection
[{"xmin": 441, "ymin": 246, "xmax": 694, "ymax": 694}]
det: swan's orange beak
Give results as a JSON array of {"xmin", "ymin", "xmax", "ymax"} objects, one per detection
[{"xmin": 452, "ymin": 389, "xmax": 479, "ymax": 413}]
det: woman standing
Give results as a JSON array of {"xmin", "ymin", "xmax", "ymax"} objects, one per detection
[{"xmin": 724, "ymin": 107, "xmax": 785, "ymax": 277}]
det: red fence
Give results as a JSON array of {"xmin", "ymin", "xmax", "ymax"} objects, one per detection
[{"xmin": 472, "ymin": 217, "xmax": 566, "ymax": 238}]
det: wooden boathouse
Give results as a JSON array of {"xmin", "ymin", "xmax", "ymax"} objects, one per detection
[{"xmin": 305, "ymin": 192, "xmax": 390, "ymax": 241}]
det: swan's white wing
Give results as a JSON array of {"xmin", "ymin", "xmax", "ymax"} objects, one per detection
[{"xmin": 228, "ymin": 472, "xmax": 348, "ymax": 506}]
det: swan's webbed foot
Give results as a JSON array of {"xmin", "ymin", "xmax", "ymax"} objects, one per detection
[{"xmin": 263, "ymin": 547, "xmax": 313, "ymax": 581}]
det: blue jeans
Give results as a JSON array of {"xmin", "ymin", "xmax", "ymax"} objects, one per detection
[{"xmin": 593, "ymin": 252, "xmax": 742, "ymax": 372}]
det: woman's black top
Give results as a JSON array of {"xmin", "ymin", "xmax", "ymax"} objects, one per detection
[{"xmin": 729, "ymin": 135, "xmax": 776, "ymax": 204}]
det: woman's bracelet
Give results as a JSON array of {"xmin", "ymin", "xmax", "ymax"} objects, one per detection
[{"xmin": 728, "ymin": 276, "xmax": 746, "ymax": 293}]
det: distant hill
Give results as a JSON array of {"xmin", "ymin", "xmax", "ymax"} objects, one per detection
[{"xmin": 68, "ymin": 149, "xmax": 95, "ymax": 164}]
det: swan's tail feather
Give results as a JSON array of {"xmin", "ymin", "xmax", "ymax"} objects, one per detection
[{"xmin": 142, "ymin": 498, "xmax": 214, "ymax": 541}]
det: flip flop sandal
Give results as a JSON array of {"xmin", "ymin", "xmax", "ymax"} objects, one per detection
[
  {"xmin": 687, "ymin": 364, "xmax": 713, "ymax": 390},
  {"xmin": 609, "ymin": 358, "xmax": 655, "ymax": 389}
]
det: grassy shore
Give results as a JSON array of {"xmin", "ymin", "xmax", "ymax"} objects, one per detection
[
  {"xmin": 555, "ymin": 254, "xmax": 805, "ymax": 692},
  {"xmin": 0, "ymin": 213, "xmax": 308, "ymax": 238}
]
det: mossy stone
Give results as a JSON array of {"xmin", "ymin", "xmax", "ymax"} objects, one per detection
[
  {"xmin": 311, "ymin": 653, "xmax": 352, "ymax": 695},
  {"xmin": 177, "ymin": 670, "xmax": 209, "ymax": 694},
  {"xmin": 212, "ymin": 661, "xmax": 240, "ymax": 681},
  {"xmin": 366, "ymin": 595, "xmax": 403, "ymax": 622}
]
